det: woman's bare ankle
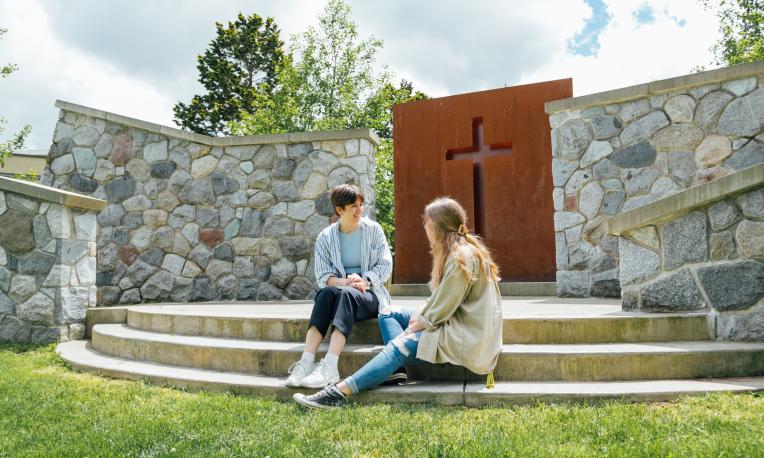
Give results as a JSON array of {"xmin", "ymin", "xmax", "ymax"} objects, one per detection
[{"xmin": 336, "ymin": 381, "xmax": 352, "ymax": 396}]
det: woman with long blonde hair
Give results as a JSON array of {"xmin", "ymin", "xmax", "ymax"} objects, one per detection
[{"xmin": 294, "ymin": 197, "xmax": 503, "ymax": 409}]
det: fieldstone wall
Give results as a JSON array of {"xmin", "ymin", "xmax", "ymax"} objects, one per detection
[
  {"xmin": 0, "ymin": 178, "xmax": 103, "ymax": 343},
  {"xmin": 548, "ymin": 63, "xmax": 764, "ymax": 297},
  {"xmin": 40, "ymin": 101, "xmax": 378, "ymax": 306},
  {"xmin": 619, "ymin": 185, "xmax": 763, "ymax": 341}
]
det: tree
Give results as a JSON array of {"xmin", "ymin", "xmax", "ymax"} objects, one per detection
[
  {"xmin": 365, "ymin": 81, "xmax": 428, "ymax": 248},
  {"xmin": 173, "ymin": 13, "xmax": 286, "ymax": 136},
  {"xmin": 0, "ymin": 27, "xmax": 30, "ymax": 167},
  {"xmin": 702, "ymin": 0, "xmax": 763, "ymax": 66},
  {"xmin": 232, "ymin": 0, "xmax": 391, "ymax": 136},
  {"xmin": 229, "ymin": 55, "xmax": 302, "ymax": 135},
  {"xmin": 230, "ymin": 1, "xmax": 428, "ymax": 249},
  {"xmin": 289, "ymin": 0, "xmax": 384, "ymax": 132},
  {"xmin": 14, "ymin": 169, "xmax": 39, "ymax": 182}
]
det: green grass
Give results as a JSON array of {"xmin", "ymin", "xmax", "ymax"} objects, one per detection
[{"xmin": 1, "ymin": 343, "xmax": 763, "ymax": 457}]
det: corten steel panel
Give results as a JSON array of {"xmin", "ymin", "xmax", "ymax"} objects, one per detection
[
  {"xmin": 393, "ymin": 78, "xmax": 572, "ymax": 283},
  {"xmin": 444, "ymin": 159, "xmax": 475, "ymax": 227}
]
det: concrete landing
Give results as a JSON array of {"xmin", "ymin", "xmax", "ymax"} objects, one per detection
[{"xmin": 388, "ymin": 282, "xmax": 557, "ymax": 296}]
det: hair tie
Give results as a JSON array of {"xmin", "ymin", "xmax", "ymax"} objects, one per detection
[{"xmin": 457, "ymin": 224, "xmax": 467, "ymax": 235}]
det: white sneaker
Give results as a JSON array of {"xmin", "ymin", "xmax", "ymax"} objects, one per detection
[
  {"xmin": 299, "ymin": 359, "xmax": 340, "ymax": 389},
  {"xmin": 285, "ymin": 360, "xmax": 316, "ymax": 387}
]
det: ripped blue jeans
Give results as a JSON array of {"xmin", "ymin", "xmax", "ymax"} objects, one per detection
[{"xmin": 345, "ymin": 307, "xmax": 424, "ymax": 394}]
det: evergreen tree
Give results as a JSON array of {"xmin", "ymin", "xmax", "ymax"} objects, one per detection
[
  {"xmin": 229, "ymin": 1, "xmax": 428, "ymax": 248},
  {"xmin": 173, "ymin": 13, "xmax": 286, "ymax": 136}
]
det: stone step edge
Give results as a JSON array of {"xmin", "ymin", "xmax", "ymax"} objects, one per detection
[
  {"xmin": 93, "ymin": 324, "xmax": 762, "ymax": 355},
  {"xmin": 57, "ymin": 340, "xmax": 764, "ymax": 406},
  {"xmin": 125, "ymin": 308, "xmax": 712, "ymax": 345},
  {"xmin": 89, "ymin": 305, "xmax": 711, "ymax": 341}
]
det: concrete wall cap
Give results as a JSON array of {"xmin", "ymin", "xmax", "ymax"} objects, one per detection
[
  {"xmin": 0, "ymin": 175, "xmax": 107, "ymax": 211},
  {"xmin": 546, "ymin": 61, "xmax": 764, "ymax": 114},
  {"xmin": 54, "ymin": 100, "xmax": 381, "ymax": 146},
  {"xmin": 605, "ymin": 163, "xmax": 764, "ymax": 235}
]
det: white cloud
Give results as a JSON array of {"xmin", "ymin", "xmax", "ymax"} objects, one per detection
[
  {"xmin": 354, "ymin": 0, "xmax": 591, "ymax": 96},
  {"xmin": 0, "ymin": 0, "xmax": 322, "ymax": 148},
  {"xmin": 518, "ymin": 0, "xmax": 717, "ymax": 96},
  {"xmin": 0, "ymin": 0, "xmax": 722, "ymax": 150},
  {"xmin": 0, "ymin": 0, "xmax": 178, "ymax": 148}
]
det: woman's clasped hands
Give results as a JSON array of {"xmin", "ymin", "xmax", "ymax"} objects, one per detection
[{"xmin": 345, "ymin": 273, "xmax": 368, "ymax": 293}]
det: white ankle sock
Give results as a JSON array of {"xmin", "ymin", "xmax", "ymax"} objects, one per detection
[
  {"xmin": 324, "ymin": 352, "xmax": 339, "ymax": 369},
  {"xmin": 301, "ymin": 351, "xmax": 315, "ymax": 364}
]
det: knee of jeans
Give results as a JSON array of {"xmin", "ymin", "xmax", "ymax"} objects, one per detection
[
  {"xmin": 389, "ymin": 332, "xmax": 417, "ymax": 358},
  {"xmin": 380, "ymin": 341, "xmax": 398, "ymax": 359},
  {"xmin": 379, "ymin": 305, "xmax": 402, "ymax": 317}
]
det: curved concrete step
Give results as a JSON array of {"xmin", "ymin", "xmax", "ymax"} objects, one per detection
[
  {"xmin": 493, "ymin": 341, "xmax": 764, "ymax": 381},
  {"xmin": 57, "ymin": 340, "xmax": 764, "ymax": 406},
  {"xmin": 127, "ymin": 306, "xmax": 384, "ymax": 345},
  {"xmin": 57, "ymin": 340, "xmax": 464, "ymax": 405},
  {"xmin": 91, "ymin": 324, "xmax": 764, "ymax": 382},
  {"xmin": 125, "ymin": 304, "xmax": 711, "ymax": 344}
]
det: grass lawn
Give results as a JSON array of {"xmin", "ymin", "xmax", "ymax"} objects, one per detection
[{"xmin": 1, "ymin": 343, "xmax": 763, "ymax": 457}]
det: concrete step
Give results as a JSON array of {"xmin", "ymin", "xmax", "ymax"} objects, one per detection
[
  {"xmin": 91, "ymin": 324, "xmax": 764, "ymax": 382},
  {"xmin": 493, "ymin": 341, "xmax": 764, "ymax": 382},
  {"xmin": 122, "ymin": 303, "xmax": 711, "ymax": 344},
  {"xmin": 91, "ymin": 323, "xmax": 465, "ymax": 381},
  {"xmin": 57, "ymin": 340, "xmax": 764, "ymax": 406}
]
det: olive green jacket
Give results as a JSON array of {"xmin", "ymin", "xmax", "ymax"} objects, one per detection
[{"xmin": 416, "ymin": 255, "xmax": 503, "ymax": 375}]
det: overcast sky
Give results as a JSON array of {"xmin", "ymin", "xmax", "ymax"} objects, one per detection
[{"xmin": 0, "ymin": 0, "xmax": 719, "ymax": 150}]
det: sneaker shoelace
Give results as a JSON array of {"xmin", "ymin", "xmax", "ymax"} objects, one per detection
[
  {"xmin": 308, "ymin": 385, "xmax": 344, "ymax": 403},
  {"xmin": 288, "ymin": 361, "xmax": 315, "ymax": 375},
  {"xmin": 310, "ymin": 359, "xmax": 330, "ymax": 376}
]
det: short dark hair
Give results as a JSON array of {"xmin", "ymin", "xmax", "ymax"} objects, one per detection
[{"xmin": 331, "ymin": 184, "xmax": 364, "ymax": 215}]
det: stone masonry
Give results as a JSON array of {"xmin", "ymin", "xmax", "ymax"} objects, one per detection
[
  {"xmin": 41, "ymin": 101, "xmax": 378, "ymax": 305},
  {"xmin": 618, "ymin": 183, "xmax": 764, "ymax": 341},
  {"xmin": 547, "ymin": 62, "xmax": 764, "ymax": 298},
  {"xmin": 0, "ymin": 177, "xmax": 104, "ymax": 343}
]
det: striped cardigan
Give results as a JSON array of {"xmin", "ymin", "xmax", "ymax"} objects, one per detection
[{"xmin": 314, "ymin": 217, "xmax": 393, "ymax": 310}]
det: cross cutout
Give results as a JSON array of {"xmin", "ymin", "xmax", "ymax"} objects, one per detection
[{"xmin": 445, "ymin": 118, "xmax": 513, "ymax": 236}]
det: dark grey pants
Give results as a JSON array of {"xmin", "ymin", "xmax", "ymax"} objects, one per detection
[{"xmin": 308, "ymin": 287, "xmax": 379, "ymax": 337}]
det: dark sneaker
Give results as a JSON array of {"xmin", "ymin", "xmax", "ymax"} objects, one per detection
[
  {"xmin": 381, "ymin": 367, "xmax": 407, "ymax": 386},
  {"xmin": 293, "ymin": 384, "xmax": 347, "ymax": 410}
]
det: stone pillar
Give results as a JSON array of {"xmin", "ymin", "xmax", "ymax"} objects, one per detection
[
  {"xmin": 546, "ymin": 62, "xmax": 764, "ymax": 298},
  {"xmin": 0, "ymin": 177, "xmax": 105, "ymax": 343}
]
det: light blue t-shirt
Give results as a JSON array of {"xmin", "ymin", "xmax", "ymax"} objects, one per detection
[{"xmin": 338, "ymin": 227, "xmax": 363, "ymax": 275}]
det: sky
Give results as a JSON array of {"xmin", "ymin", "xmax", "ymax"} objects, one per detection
[{"xmin": 0, "ymin": 0, "xmax": 719, "ymax": 150}]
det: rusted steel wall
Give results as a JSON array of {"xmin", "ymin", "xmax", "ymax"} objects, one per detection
[{"xmin": 393, "ymin": 79, "xmax": 573, "ymax": 283}]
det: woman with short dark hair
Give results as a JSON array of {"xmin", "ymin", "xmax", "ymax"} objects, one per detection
[{"xmin": 285, "ymin": 184, "xmax": 393, "ymax": 389}]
